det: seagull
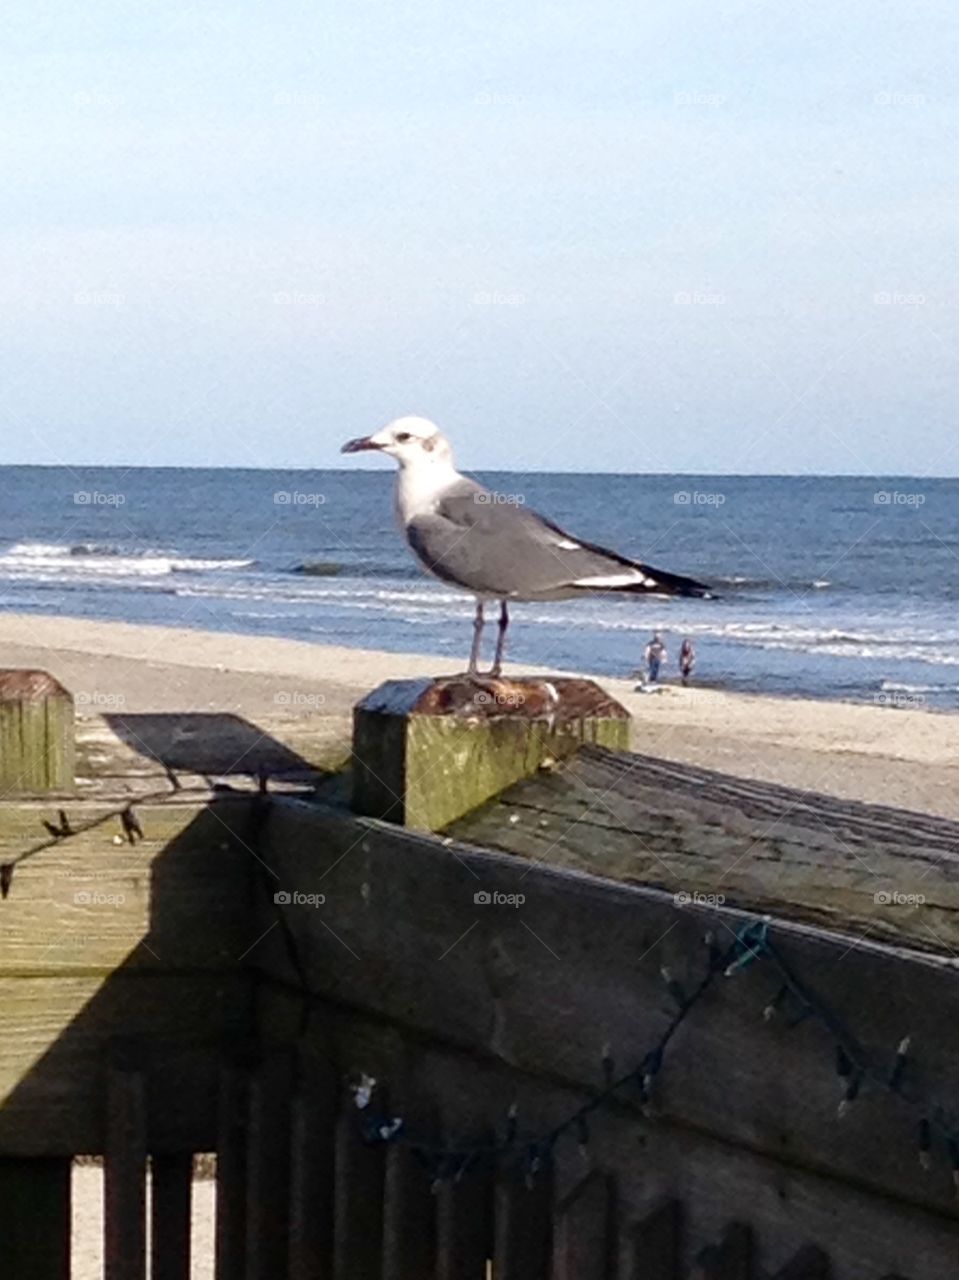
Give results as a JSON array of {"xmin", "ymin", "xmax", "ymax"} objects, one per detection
[{"xmin": 341, "ymin": 416, "xmax": 711, "ymax": 675}]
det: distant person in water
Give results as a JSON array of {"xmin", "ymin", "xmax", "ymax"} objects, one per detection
[
  {"xmin": 644, "ymin": 632, "xmax": 667, "ymax": 683},
  {"xmin": 679, "ymin": 637, "xmax": 696, "ymax": 685}
]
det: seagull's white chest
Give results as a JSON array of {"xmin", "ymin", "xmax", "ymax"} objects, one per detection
[{"xmin": 394, "ymin": 461, "xmax": 461, "ymax": 526}]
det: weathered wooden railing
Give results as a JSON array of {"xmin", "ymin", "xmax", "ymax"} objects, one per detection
[{"xmin": 1, "ymin": 670, "xmax": 958, "ymax": 1277}]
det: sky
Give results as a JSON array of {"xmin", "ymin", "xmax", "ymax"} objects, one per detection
[{"xmin": 0, "ymin": 1, "xmax": 956, "ymax": 474}]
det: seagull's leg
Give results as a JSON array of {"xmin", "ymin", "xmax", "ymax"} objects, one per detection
[
  {"xmin": 468, "ymin": 600, "xmax": 485, "ymax": 675},
  {"xmin": 491, "ymin": 600, "xmax": 509, "ymax": 676}
]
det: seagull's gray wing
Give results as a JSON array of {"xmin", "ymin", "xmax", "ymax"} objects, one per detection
[{"xmin": 405, "ymin": 477, "xmax": 709, "ymax": 600}]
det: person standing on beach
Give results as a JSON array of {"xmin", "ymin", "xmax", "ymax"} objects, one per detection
[
  {"xmin": 644, "ymin": 632, "xmax": 667, "ymax": 683},
  {"xmin": 679, "ymin": 637, "xmax": 695, "ymax": 685}
]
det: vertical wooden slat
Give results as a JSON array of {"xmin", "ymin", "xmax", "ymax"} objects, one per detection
[
  {"xmin": 105, "ymin": 1065, "xmax": 148, "ymax": 1280},
  {"xmin": 692, "ymin": 1223, "xmax": 754, "ymax": 1279},
  {"xmin": 436, "ymin": 1158, "xmax": 493, "ymax": 1280},
  {"xmin": 289, "ymin": 1064, "xmax": 337, "ymax": 1280},
  {"xmin": 774, "ymin": 1245, "xmax": 832, "ymax": 1279},
  {"xmin": 216, "ymin": 1060, "xmax": 250, "ymax": 1280},
  {"xmin": 553, "ymin": 1170, "xmax": 616, "ymax": 1280},
  {"xmin": 245, "ymin": 1053, "xmax": 294, "ymax": 1280},
  {"xmin": 627, "ymin": 1199, "xmax": 683, "ymax": 1280},
  {"xmin": 493, "ymin": 1169, "xmax": 552, "ymax": 1280},
  {"xmin": 0, "ymin": 1156, "xmax": 70, "ymax": 1279},
  {"xmin": 381, "ymin": 1143, "xmax": 436, "ymax": 1280},
  {"xmin": 151, "ymin": 1153, "xmax": 193, "ymax": 1280},
  {"xmin": 334, "ymin": 1109, "xmax": 387, "ymax": 1280}
]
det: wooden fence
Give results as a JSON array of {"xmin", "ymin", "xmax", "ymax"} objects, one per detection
[{"xmin": 1, "ymin": 700, "xmax": 959, "ymax": 1277}]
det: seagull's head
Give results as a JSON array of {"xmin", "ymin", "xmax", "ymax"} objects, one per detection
[{"xmin": 340, "ymin": 416, "xmax": 454, "ymax": 468}]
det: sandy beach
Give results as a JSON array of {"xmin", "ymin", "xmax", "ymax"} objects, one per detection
[{"xmin": 1, "ymin": 610, "xmax": 956, "ymax": 821}]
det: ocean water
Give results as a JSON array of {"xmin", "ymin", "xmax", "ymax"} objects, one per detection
[{"xmin": 0, "ymin": 467, "xmax": 957, "ymax": 710}]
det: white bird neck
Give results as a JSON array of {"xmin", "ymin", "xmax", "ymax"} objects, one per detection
[{"xmin": 395, "ymin": 454, "xmax": 461, "ymax": 520}]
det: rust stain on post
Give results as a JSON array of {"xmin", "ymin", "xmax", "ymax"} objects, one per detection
[{"xmin": 352, "ymin": 675, "xmax": 630, "ymax": 831}]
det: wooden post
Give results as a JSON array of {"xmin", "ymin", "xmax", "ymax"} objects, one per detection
[
  {"xmin": 0, "ymin": 670, "xmax": 74, "ymax": 795},
  {"xmin": 0, "ymin": 1156, "xmax": 71, "ymax": 1279},
  {"xmin": 351, "ymin": 675, "xmax": 630, "ymax": 831}
]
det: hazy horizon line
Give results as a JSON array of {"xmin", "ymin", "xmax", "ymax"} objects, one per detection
[{"xmin": 0, "ymin": 462, "xmax": 957, "ymax": 481}]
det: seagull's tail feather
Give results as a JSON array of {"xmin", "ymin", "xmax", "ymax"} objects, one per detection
[{"xmin": 571, "ymin": 562, "xmax": 713, "ymax": 599}]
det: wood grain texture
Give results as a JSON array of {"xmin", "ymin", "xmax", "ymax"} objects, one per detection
[
  {"xmin": 0, "ymin": 669, "xmax": 75, "ymax": 795},
  {"xmin": 0, "ymin": 800, "xmax": 256, "ymax": 973},
  {"xmin": 253, "ymin": 797, "xmax": 959, "ymax": 1220},
  {"xmin": 0, "ymin": 973, "xmax": 250, "ymax": 1154},
  {"xmin": 449, "ymin": 745, "xmax": 959, "ymax": 955},
  {"xmin": 352, "ymin": 676, "xmax": 629, "ymax": 830}
]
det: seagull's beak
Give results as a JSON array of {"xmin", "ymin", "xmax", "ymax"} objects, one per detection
[{"xmin": 340, "ymin": 435, "xmax": 383, "ymax": 454}]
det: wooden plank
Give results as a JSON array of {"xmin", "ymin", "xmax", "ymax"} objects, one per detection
[
  {"xmin": 692, "ymin": 1223, "xmax": 754, "ymax": 1278},
  {"xmin": 626, "ymin": 1199, "xmax": 682, "ymax": 1280},
  {"xmin": 381, "ymin": 1142, "xmax": 436, "ymax": 1280},
  {"xmin": 104, "ymin": 1065, "xmax": 148, "ymax": 1280},
  {"xmin": 0, "ymin": 1156, "xmax": 70, "ymax": 1279},
  {"xmin": 0, "ymin": 973, "xmax": 251, "ymax": 1155},
  {"xmin": 352, "ymin": 676, "xmax": 629, "ymax": 830},
  {"xmin": 773, "ymin": 1245, "xmax": 832, "ymax": 1279},
  {"xmin": 245, "ymin": 1052, "xmax": 294, "ymax": 1280},
  {"xmin": 75, "ymin": 709, "xmax": 340, "ymax": 788},
  {"xmin": 216, "ymin": 1060, "xmax": 250, "ymax": 1280},
  {"xmin": 553, "ymin": 1170, "xmax": 616, "ymax": 1280},
  {"xmin": 450, "ymin": 745, "xmax": 959, "ymax": 956},
  {"xmin": 253, "ymin": 798, "xmax": 959, "ymax": 1219},
  {"xmin": 0, "ymin": 799, "xmax": 255, "ymax": 973},
  {"xmin": 288, "ymin": 1057, "xmax": 337, "ymax": 1280},
  {"xmin": 436, "ymin": 1154, "xmax": 493, "ymax": 1280},
  {"xmin": 150, "ymin": 1153, "xmax": 193, "ymax": 1280},
  {"xmin": 0, "ymin": 669, "xmax": 74, "ymax": 795},
  {"xmin": 493, "ymin": 1169, "xmax": 552, "ymax": 1280},
  {"xmin": 333, "ymin": 1109, "xmax": 386, "ymax": 1280},
  {"xmin": 312, "ymin": 1007, "xmax": 959, "ymax": 1280}
]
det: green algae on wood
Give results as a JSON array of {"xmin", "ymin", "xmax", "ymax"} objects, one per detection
[
  {"xmin": 0, "ymin": 671, "xmax": 75, "ymax": 796},
  {"xmin": 351, "ymin": 675, "xmax": 630, "ymax": 831}
]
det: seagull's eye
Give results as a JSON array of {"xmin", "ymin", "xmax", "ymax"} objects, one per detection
[{"xmin": 395, "ymin": 431, "xmax": 412, "ymax": 443}]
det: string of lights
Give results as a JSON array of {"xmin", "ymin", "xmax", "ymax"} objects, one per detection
[{"xmin": 339, "ymin": 919, "xmax": 959, "ymax": 1195}]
